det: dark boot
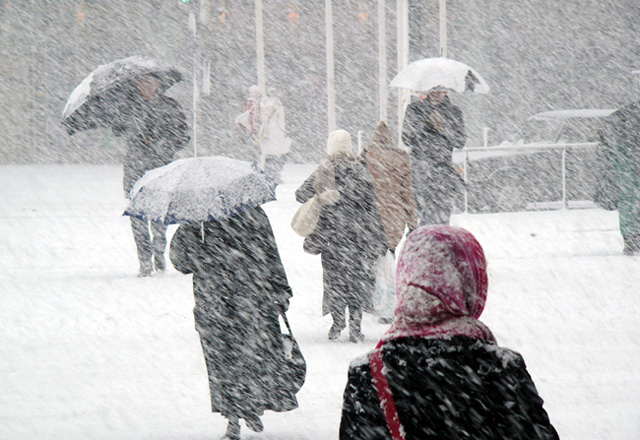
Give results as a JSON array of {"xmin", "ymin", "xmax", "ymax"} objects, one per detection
[
  {"xmin": 221, "ymin": 416, "xmax": 240, "ymax": 440},
  {"xmin": 623, "ymin": 233, "xmax": 640, "ymax": 255},
  {"xmin": 329, "ymin": 311, "xmax": 346, "ymax": 340},
  {"xmin": 348, "ymin": 308, "xmax": 365, "ymax": 343}
]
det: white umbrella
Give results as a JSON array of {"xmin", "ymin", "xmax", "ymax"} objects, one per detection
[
  {"xmin": 124, "ymin": 156, "xmax": 277, "ymax": 224},
  {"xmin": 390, "ymin": 57, "xmax": 489, "ymax": 94}
]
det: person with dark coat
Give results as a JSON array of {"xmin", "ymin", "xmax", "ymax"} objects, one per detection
[
  {"xmin": 339, "ymin": 225, "xmax": 559, "ymax": 440},
  {"xmin": 170, "ymin": 206, "xmax": 297, "ymax": 440},
  {"xmin": 402, "ymin": 88, "xmax": 466, "ymax": 225},
  {"xmin": 296, "ymin": 130, "xmax": 387, "ymax": 343},
  {"xmin": 597, "ymin": 101, "xmax": 640, "ymax": 255},
  {"xmin": 113, "ymin": 73, "xmax": 190, "ymax": 276}
]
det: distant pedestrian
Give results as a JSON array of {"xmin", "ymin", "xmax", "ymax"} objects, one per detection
[
  {"xmin": 340, "ymin": 225, "xmax": 560, "ymax": 440},
  {"xmin": 361, "ymin": 121, "xmax": 419, "ymax": 323},
  {"xmin": 113, "ymin": 73, "xmax": 190, "ymax": 277},
  {"xmin": 362, "ymin": 121, "xmax": 419, "ymax": 252},
  {"xmin": 170, "ymin": 206, "xmax": 298, "ymax": 440},
  {"xmin": 296, "ymin": 130, "xmax": 387, "ymax": 342},
  {"xmin": 402, "ymin": 88, "xmax": 466, "ymax": 225},
  {"xmin": 597, "ymin": 100, "xmax": 640, "ymax": 255},
  {"xmin": 235, "ymin": 85, "xmax": 263, "ymax": 161},
  {"xmin": 258, "ymin": 87, "xmax": 292, "ymax": 182}
]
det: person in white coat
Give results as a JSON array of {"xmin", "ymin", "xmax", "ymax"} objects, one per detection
[{"xmin": 258, "ymin": 88, "xmax": 292, "ymax": 182}]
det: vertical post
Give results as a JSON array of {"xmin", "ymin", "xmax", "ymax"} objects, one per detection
[
  {"xmin": 378, "ymin": 0, "xmax": 387, "ymax": 123},
  {"xmin": 396, "ymin": 0, "xmax": 409, "ymax": 146},
  {"xmin": 255, "ymin": 0, "xmax": 266, "ymax": 93},
  {"xmin": 464, "ymin": 150, "xmax": 469, "ymax": 213},
  {"xmin": 188, "ymin": 12, "xmax": 198, "ymax": 157},
  {"xmin": 439, "ymin": 0, "xmax": 447, "ymax": 57},
  {"xmin": 561, "ymin": 145, "xmax": 567, "ymax": 209},
  {"xmin": 325, "ymin": 0, "xmax": 336, "ymax": 134}
]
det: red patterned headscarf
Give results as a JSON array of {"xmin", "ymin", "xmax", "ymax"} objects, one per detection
[{"xmin": 382, "ymin": 226, "xmax": 495, "ymax": 342}]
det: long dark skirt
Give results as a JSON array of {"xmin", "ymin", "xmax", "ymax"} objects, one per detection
[{"xmin": 196, "ymin": 296, "xmax": 298, "ymax": 419}]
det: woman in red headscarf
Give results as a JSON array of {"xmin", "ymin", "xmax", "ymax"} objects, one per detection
[{"xmin": 339, "ymin": 226, "xmax": 559, "ymax": 440}]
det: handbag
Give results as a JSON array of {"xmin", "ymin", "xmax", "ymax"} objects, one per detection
[
  {"xmin": 291, "ymin": 196, "xmax": 321, "ymax": 237},
  {"xmin": 279, "ymin": 311, "xmax": 307, "ymax": 394}
]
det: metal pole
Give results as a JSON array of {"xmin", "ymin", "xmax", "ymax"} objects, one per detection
[
  {"xmin": 325, "ymin": 0, "xmax": 336, "ymax": 134},
  {"xmin": 561, "ymin": 145, "xmax": 567, "ymax": 209},
  {"xmin": 255, "ymin": 0, "xmax": 266, "ymax": 93},
  {"xmin": 188, "ymin": 12, "xmax": 198, "ymax": 157},
  {"xmin": 397, "ymin": 0, "xmax": 408, "ymax": 146},
  {"xmin": 439, "ymin": 0, "xmax": 447, "ymax": 57},
  {"xmin": 378, "ymin": 0, "xmax": 388, "ymax": 123}
]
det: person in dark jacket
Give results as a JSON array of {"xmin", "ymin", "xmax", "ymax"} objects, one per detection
[
  {"xmin": 114, "ymin": 73, "xmax": 190, "ymax": 276},
  {"xmin": 402, "ymin": 88, "xmax": 466, "ymax": 226},
  {"xmin": 170, "ymin": 206, "xmax": 297, "ymax": 440},
  {"xmin": 296, "ymin": 130, "xmax": 387, "ymax": 343},
  {"xmin": 340, "ymin": 225, "xmax": 559, "ymax": 440},
  {"xmin": 597, "ymin": 101, "xmax": 640, "ymax": 255}
]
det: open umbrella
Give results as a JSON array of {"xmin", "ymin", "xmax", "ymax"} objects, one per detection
[
  {"xmin": 61, "ymin": 56, "xmax": 184, "ymax": 136},
  {"xmin": 123, "ymin": 156, "xmax": 277, "ymax": 225},
  {"xmin": 390, "ymin": 57, "xmax": 489, "ymax": 94}
]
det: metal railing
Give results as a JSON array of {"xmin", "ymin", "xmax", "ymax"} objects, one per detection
[{"xmin": 458, "ymin": 141, "xmax": 598, "ymax": 213}]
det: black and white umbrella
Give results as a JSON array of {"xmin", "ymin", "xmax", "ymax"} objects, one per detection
[
  {"xmin": 124, "ymin": 156, "xmax": 277, "ymax": 225},
  {"xmin": 61, "ymin": 56, "xmax": 183, "ymax": 136}
]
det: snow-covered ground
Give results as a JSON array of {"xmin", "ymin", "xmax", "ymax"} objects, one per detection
[{"xmin": 1, "ymin": 163, "xmax": 639, "ymax": 440}]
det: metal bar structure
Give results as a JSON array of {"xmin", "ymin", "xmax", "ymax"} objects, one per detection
[
  {"xmin": 378, "ymin": 0, "xmax": 388, "ymax": 123},
  {"xmin": 458, "ymin": 142, "xmax": 598, "ymax": 212},
  {"xmin": 325, "ymin": 0, "xmax": 336, "ymax": 134},
  {"xmin": 397, "ymin": 0, "xmax": 409, "ymax": 146},
  {"xmin": 255, "ymin": 0, "xmax": 266, "ymax": 93}
]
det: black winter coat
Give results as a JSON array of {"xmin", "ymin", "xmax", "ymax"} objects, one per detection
[
  {"xmin": 170, "ymin": 207, "xmax": 297, "ymax": 418},
  {"xmin": 296, "ymin": 159, "xmax": 387, "ymax": 315},
  {"xmin": 114, "ymin": 94, "xmax": 190, "ymax": 195},
  {"xmin": 340, "ymin": 336, "xmax": 559, "ymax": 440}
]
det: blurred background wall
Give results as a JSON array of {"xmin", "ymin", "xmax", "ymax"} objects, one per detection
[{"xmin": 0, "ymin": 0, "xmax": 638, "ymax": 164}]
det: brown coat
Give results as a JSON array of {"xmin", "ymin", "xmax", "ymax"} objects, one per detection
[{"xmin": 363, "ymin": 121, "xmax": 419, "ymax": 250}]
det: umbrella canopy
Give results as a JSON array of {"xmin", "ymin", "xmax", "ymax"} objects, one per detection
[
  {"xmin": 123, "ymin": 156, "xmax": 277, "ymax": 224},
  {"xmin": 390, "ymin": 57, "xmax": 489, "ymax": 94},
  {"xmin": 61, "ymin": 56, "xmax": 184, "ymax": 136}
]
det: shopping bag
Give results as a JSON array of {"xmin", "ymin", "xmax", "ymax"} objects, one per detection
[
  {"xmin": 291, "ymin": 196, "xmax": 321, "ymax": 236},
  {"xmin": 279, "ymin": 311, "xmax": 307, "ymax": 394},
  {"xmin": 373, "ymin": 250, "xmax": 396, "ymax": 319}
]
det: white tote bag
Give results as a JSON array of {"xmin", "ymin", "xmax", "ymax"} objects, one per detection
[{"xmin": 291, "ymin": 196, "xmax": 321, "ymax": 237}]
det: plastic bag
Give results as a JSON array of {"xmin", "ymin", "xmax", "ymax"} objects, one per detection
[{"xmin": 373, "ymin": 250, "xmax": 396, "ymax": 319}]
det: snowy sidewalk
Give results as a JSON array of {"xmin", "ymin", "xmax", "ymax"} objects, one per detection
[{"xmin": 1, "ymin": 164, "xmax": 639, "ymax": 440}]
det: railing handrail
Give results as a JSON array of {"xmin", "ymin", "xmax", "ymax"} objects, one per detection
[
  {"xmin": 459, "ymin": 141, "xmax": 597, "ymax": 153},
  {"xmin": 458, "ymin": 141, "xmax": 599, "ymax": 213}
]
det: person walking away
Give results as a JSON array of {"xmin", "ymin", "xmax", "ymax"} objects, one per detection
[
  {"xmin": 113, "ymin": 73, "xmax": 190, "ymax": 277},
  {"xmin": 598, "ymin": 100, "xmax": 640, "ymax": 255},
  {"xmin": 402, "ymin": 87, "xmax": 466, "ymax": 225},
  {"xmin": 361, "ymin": 121, "xmax": 419, "ymax": 322},
  {"xmin": 258, "ymin": 87, "xmax": 292, "ymax": 182},
  {"xmin": 339, "ymin": 225, "xmax": 560, "ymax": 440},
  {"xmin": 296, "ymin": 130, "xmax": 387, "ymax": 342},
  {"xmin": 170, "ymin": 206, "xmax": 298, "ymax": 440},
  {"xmin": 235, "ymin": 85, "xmax": 263, "ymax": 162}
]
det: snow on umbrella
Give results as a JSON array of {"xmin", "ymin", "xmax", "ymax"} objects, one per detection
[
  {"xmin": 123, "ymin": 156, "xmax": 277, "ymax": 225},
  {"xmin": 61, "ymin": 55, "xmax": 184, "ymax": 136},
  {"xmin": 390, "ymin": 57, "xmax": 490, "ymax": 94}
]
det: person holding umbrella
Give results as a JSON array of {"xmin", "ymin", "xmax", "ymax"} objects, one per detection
[
  {"xmin": 61, "ymin": 56, "xmax": 190, "ymax": 277},
  {"xmin": 113, "ymin": 72, "xmax": 190, "ymax": 276},
  {"xmin": 402, "ymin": 87, "xmax": 466, "ymax": 226},
  {"xmin": 169, "ymin": 206, "xmax": 299, "ymax": 440}
]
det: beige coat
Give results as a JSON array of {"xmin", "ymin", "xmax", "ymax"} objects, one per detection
[{"xmin": 363, "ymin": 121, "xmax": 419, "ymax": 250}]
